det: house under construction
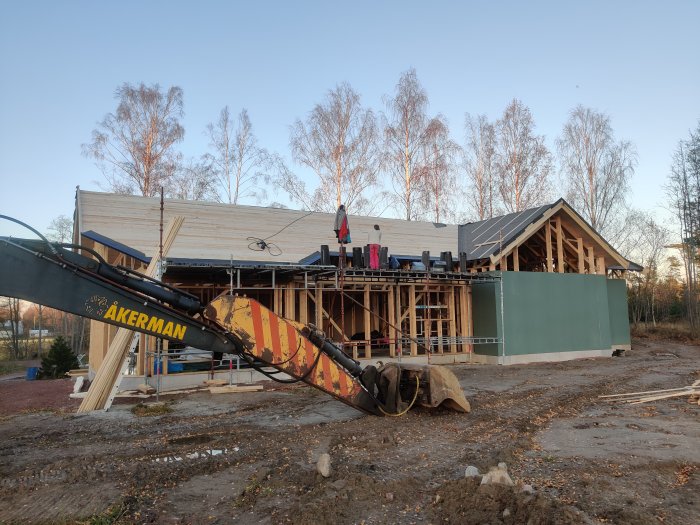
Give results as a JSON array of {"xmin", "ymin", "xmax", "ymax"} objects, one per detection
[{"xmin": 73, "ymin": 190, "xmax": 637, "ymax": 383}]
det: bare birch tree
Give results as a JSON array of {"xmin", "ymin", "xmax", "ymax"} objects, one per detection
[
  {"xmin": 417, "ymin": 116, "xmax": 460, "ymax": 223},
  {"xmin": 47, "ymin": 215, "xmax": 73, "ymax": 243},
  {"xmin": 666, "ymin": 122, "xmax": 700, "ymax": 334},
  {"xmin": 383, "ymin": 69, "xmax": 434, "ymax": 220},
  {"xmin": 168, "ymin": 159, "xmax": 218, "ymax": 202},
  {"xmin": 463, "ymin": 114, "xmax": 497, "ymax": 220},
  {"xmin": 83, "ymin": 83, "xmax": 184, "ymax": 196},
  {"xmin": 205, "ymin": 107, "xmax": 269, "ymax": 204},
  {"xmin": 557, "ymin": 106, "xmax": 636, "ymax": 235},
  {"xmin": 494, "ymin": 99, "xmax": 553, "ymax": 213},
  {"xmin": 286, "ymin": 82, "xmax": 381, "ymax": 213}
]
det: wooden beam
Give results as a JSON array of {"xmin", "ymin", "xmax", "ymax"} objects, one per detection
[
  {"xmin": 315, "ymin": 285, "xmax": 323, "ymax": 328},
  {"xmin": 448, "ymin": 288, "xmax": 457, "ymax": 353},
  {"xmin": 513, "ymin": 246, "xmax": 520, "ymax": 272},
  {"xmin": 299, "ymin": 290, "xmax": 308, "ymax": 324},
  {"xmin": 577, "ymin": 238, "xmax": 585, "ymax": 274},
  {"xmin": 388, "ymin": 286, "xmax": 396, "ymax": 357},
  {"xmin": 395, "ymin": 285, "xmax": 403, "ymax": 356},
  {"xmin": 285, "ymin": 282, "xmax": 295, "ymax": 320},
  {"xmin": 459, "ymin": 285, "xmax": 470, "ymax": 354},
  {"xmin": 556, "ymin": 216, "xmax": 564, "ymax": 273},
  {"xmin": 467, "ymin": 286, "xmax": 473, "ymax": 354},
  {"xmin": 545, "ymin": 222, "xmax": 553, "ymax": 272},
  {"xmin": 364, "ymin": 285, "xmax": 371, "ymax": 358},
  {"xmin": 409, "ymin": 284, "xmax": 417, "ymax": 356},
  {"xmin": 596, "ymin": 256, "xmax": 606, "ymax": 275},
  {"xmin": 587, "ymin": 246, "xmax": 595, "ymax": 274}
]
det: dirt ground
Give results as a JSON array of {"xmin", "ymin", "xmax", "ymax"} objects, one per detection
[{"xmin": 1, "ymin": 338, "xmax": 698, "ymax": 525}]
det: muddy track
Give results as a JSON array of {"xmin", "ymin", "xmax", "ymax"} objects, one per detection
[{"xmin": 0, "ymin": 339, "xmax": 698, "ymax": 524}]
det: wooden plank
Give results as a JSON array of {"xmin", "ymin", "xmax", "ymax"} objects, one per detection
[
  {"xmin": 459, "ymin": 286, "xmax": 470, "ymax": 354},
  {"xmin": 596, "ymin": 256, "xmax": 606, "ymax": 275},
  {"xmin": 600, "ymin": 386, "xmax": 696, "ymax": 398},
  {"xmin": 409, "ymin": 284, "xmax": 417, "ymax": 356},
  {"xmin": 448, "ymin": 288, "xmax": 457, "ymax": 353},
  {"xmin": 299, "ymin": 290, "xmax": 308, "ymax": 325},
  {"xmin": 209, "ymin": 384, "xmax": 264, "ymax": 394},
  {"xmin": 587, "ymin": 246, "xmax": 595, "ymax": 274},
  {"xmin": 629, "ymin": 389, "xmax": 700, "ymax": 404},
  {"xmin": 285, "ymin": 282, "xmax": 295, "ymax": 320},
  {"xmin": 395, "ymin": 284, "xmax": 403, "ymax": 356},
  {"xmin": 388, "ymin": 287, "xmax": 396, "ymax": 357},
  {"xmin": 577, "ymin": 238, "xmax": 585, "ymax": 274},
  {"xmin": 556, "ymin": 216, "xmax": 564, "ymax": 273},
  {"xmin": 78, "ymin": 216, "xmax": 185, "ymax": 412},
  {"xmin": 315, "ymin": 285, "xmax": 323, "ymax": 328},
  {"xmin": 467, "ymin": 286, "xmax": 473, "ymax": 354},
  {"xmin": 364, "ymin": 285, "xmax": 371, "ymax": 359}
]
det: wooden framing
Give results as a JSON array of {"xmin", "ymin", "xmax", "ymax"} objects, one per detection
[{"xmin": 79, "ymin": 194, "xmax": 637, "ymax": 374}]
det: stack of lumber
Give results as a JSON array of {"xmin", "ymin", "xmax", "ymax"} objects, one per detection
[
  {"xmin": 600, "ymin": 380, "xmax": 700, "ymax": 405},
  {"xmin": 77, "ymin": 217, "xmax": 185, "ymax": 412},
  {"xmin": 209, "ymin": 384, "xmax": 264, "ymax": 394}
]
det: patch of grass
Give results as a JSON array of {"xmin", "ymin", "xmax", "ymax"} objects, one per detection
[
  {"xmin": 130, "ymin": 402, "xmax": 172, "ymax": 417},
  {"xmin": 0, "ymin": 362, "xmax": 23, "ymax": 375},
  {"xmin": 631, "ymin": 322, "xmax": 700, "ymax": 344}
]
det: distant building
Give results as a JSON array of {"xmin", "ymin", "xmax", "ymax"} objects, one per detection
[{"xmin": 0, "ymin": 320, "xmax": 23, "ymax": 338}]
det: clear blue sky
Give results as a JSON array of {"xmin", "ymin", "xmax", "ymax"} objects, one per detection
[{"xmin": 1, "ymin": 0, "xmax": 698, "ymax": 238}]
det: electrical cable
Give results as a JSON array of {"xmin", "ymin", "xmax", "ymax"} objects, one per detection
[
  {"xmin": 376, "ymin": 375, "xmax": 420, "ymax": 417},
  {"xmin": 245, "ymin": 210, "xmax": 315, "ymax": 256},
  {"xmin": 261, "ymin": 210, "xmax": 314, "ymax": 242}
]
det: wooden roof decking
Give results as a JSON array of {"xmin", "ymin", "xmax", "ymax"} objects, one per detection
[
  {"xmin": 458, "ymin": 199, "xmax": 638, "ymax": 271},
  {"xmin": 75, "ymin": 191, "xmax": 459, "ymax": 263}
]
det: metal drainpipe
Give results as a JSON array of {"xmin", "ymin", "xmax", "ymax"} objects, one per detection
[{"xmin": 499, "ymin": 271, "xmax": 506, "ymax": 365}]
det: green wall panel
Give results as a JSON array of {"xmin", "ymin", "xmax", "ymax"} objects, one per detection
[
  {"xmin": 607, "ymin": 279, "xmax": 631, "ymax": 346},
  {"xmin": 470, "ymin": 277, "xmax": 501, "ymax": 356},
  {"xmin": 471, "ymin": 272, "xmax": 629, "ymax": 357}
]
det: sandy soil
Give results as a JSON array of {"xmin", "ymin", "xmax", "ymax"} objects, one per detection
[{"xmin": 0, "ymin": 338, "xmax": 698, "ymax": 525}]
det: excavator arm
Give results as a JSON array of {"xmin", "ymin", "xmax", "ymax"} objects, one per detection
[{"xmin": 0, "ymin": 228, "xmax": 470, "ymax": 416}]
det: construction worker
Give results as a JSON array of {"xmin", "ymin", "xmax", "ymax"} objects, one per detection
[
  {"xmin": 334, "ymin": 204, "xmax": 351, "ymax": 244},
  {"xmin": 368, "ymin": 224, "xmax": 381, "ymax": 270}
]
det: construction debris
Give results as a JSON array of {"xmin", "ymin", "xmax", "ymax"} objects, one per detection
[
  {"xmin": 137, "ymin": 384, "xmax": 157, "ymax": 395},
  {"xmin": 317, "ymin": 453, "xmax": 331, "ymax": 478},
  {"xmin": 209, "ymin": 384, "xmax": 264, "ymax": 394},
  {"xmin": 464, "ymin": 466, "xmax": 481, "ymax": 478},
  {"xmin": 203, "ymin": 379, "xmax": 228, "ymax": 386},
  {"xmin": 480, "ymin": 463, "xmax": 514, "ymax": 486},
  {"xmin": 600, "ymin": 380, "xmax": 700, "ymax": 405}
]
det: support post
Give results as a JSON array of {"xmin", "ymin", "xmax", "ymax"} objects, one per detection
[
  {"xmin": 513, "ymin": 246, "xmax": 520, "ymax": 272},
  {"xmin": 577, "ymin": 238, "xmax": 585, "ymax": 274},
  {"xmin": 545, "ymin": 221, "xmax": 553, "ymax": 272},
  {"xmin": 388, "ymin": 287, "xmax": 396, "ymax": 357},
  {"xmin": 409, "ymin": 284, "xmax": 417, "ymax": 356},
  {"xmin": 315, "ymin": 285, "xmax": 323, "ymax": 329},
  {"xmin": 596, "ymin": 256, "xmax": 606, "ymax": 275},
  {"xmin": 587, "ymin": 246, "xmax": 595, "ymax": 275},
  {"xmin": 448, "ymin": 288, "xmax": 457, "ymax": 353},
  {"xmin": 364, "ymin": 285, "xmax": 371, "ymax": 359},
  {"xmin": 556, "ymin": 216, "xmax": 564, "ymax": 273},
  {"xmin": 299, "ymin": 289, "xmax": 308, "ymax": 325}
]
